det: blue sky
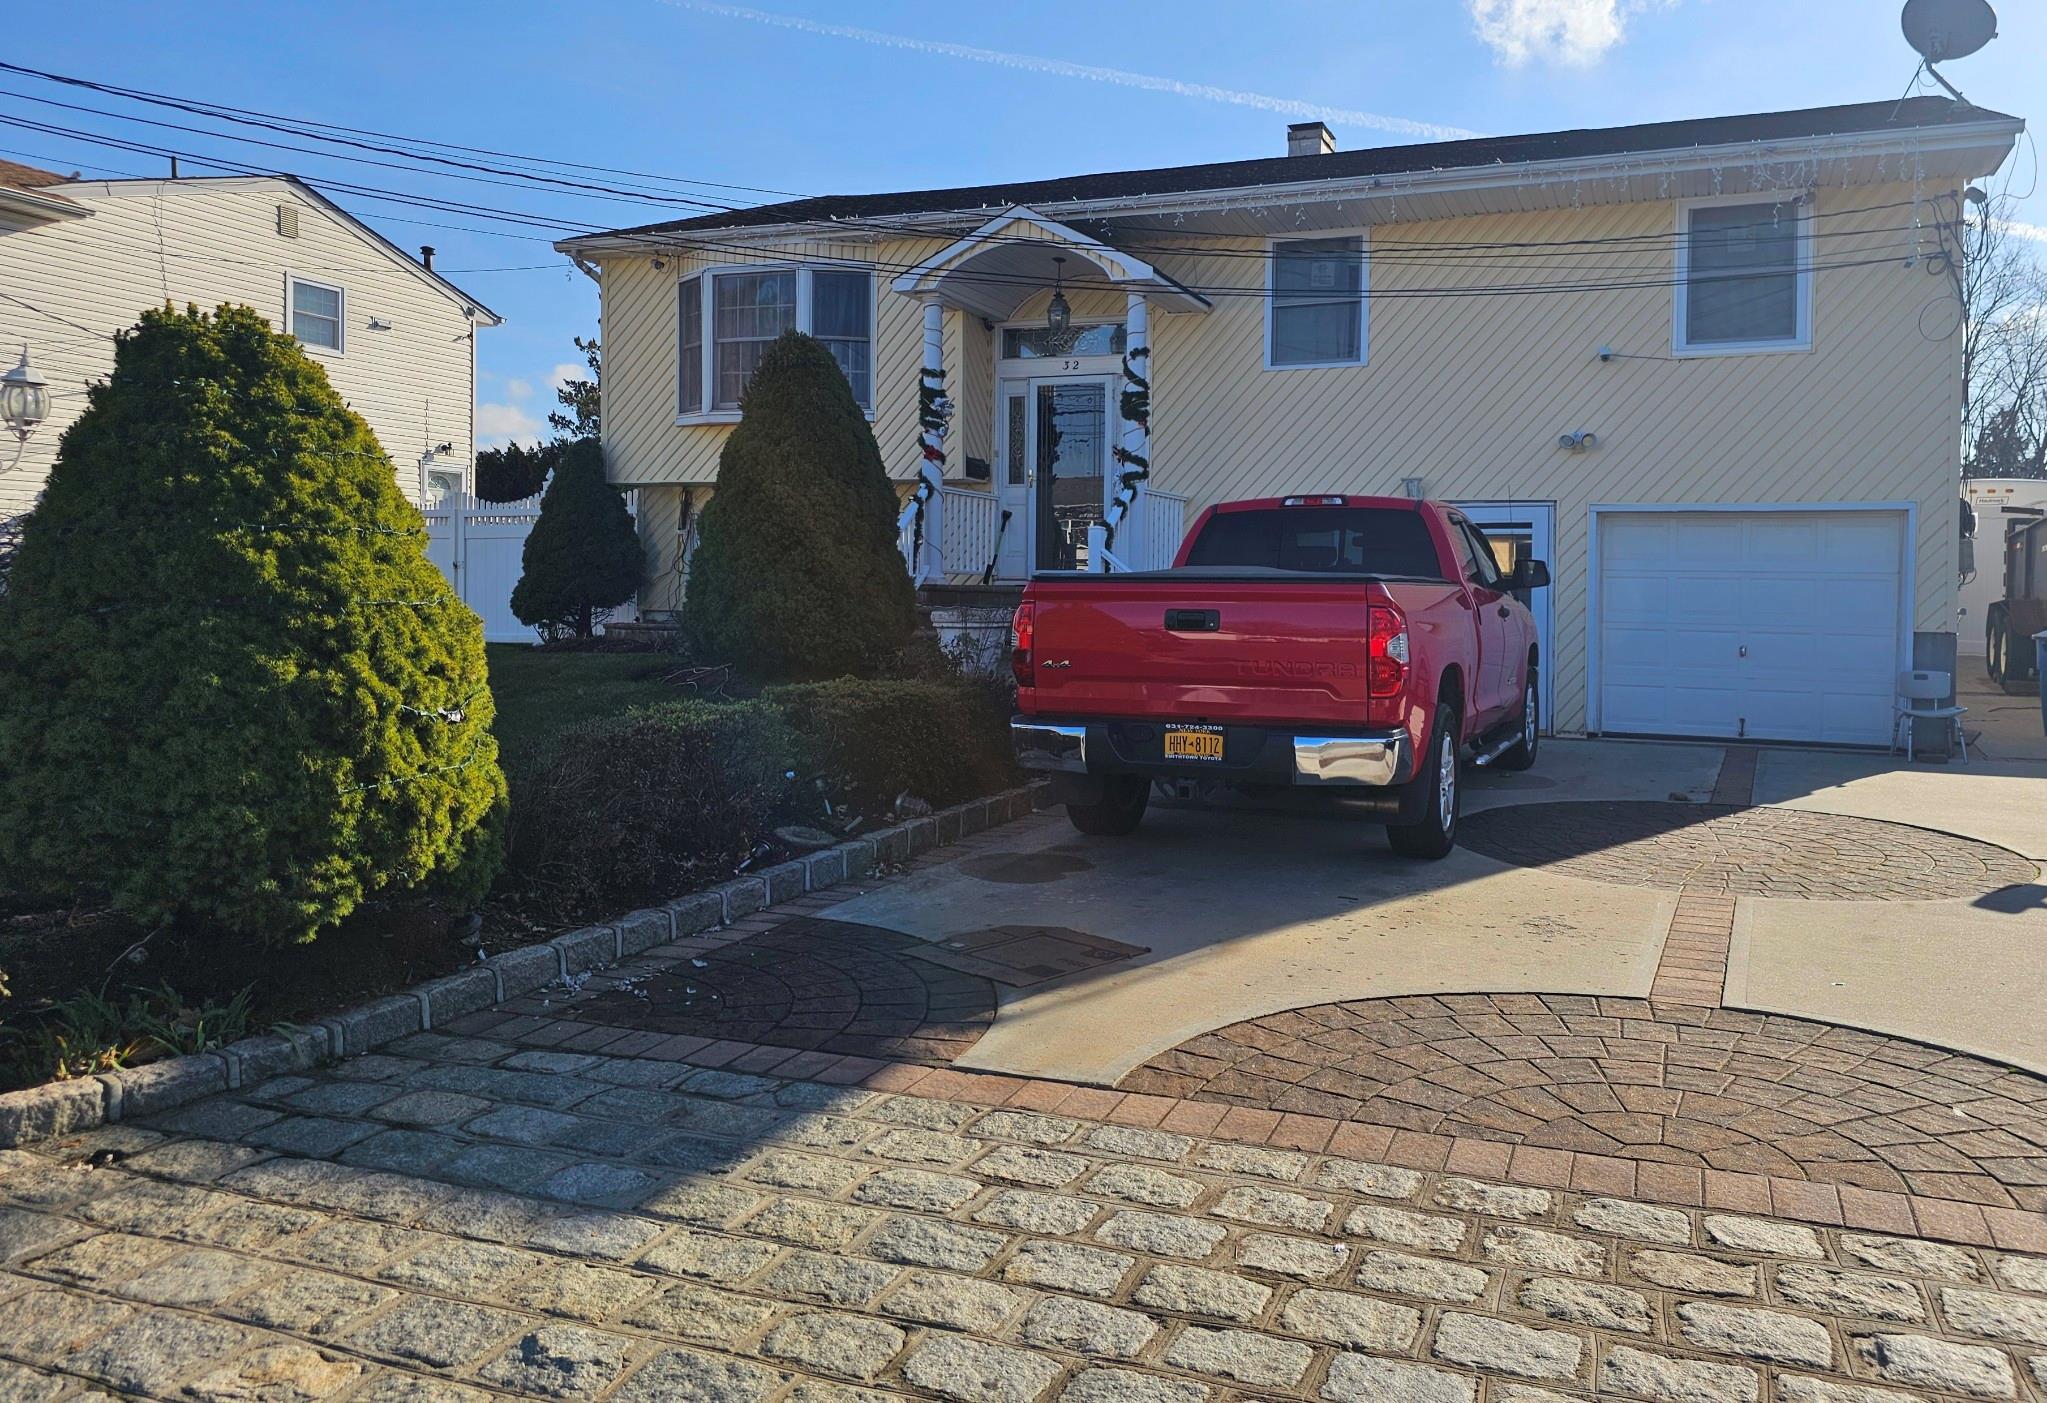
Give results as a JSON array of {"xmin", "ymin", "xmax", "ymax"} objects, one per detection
[{"xmin": 7, "ymin": 0, "xmax": 2041, "ymax": 446}]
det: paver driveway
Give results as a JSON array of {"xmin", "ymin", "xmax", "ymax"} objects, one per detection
[
  {"xmin": 10, "ymin": 736, "xmax": 2047, "ymax": 1399},
  {"xmin": 8, "ymin": 1034, "xmax": 2047, "ymax": 1402}
]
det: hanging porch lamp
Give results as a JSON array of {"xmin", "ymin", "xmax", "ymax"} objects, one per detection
[{"xmin": 1046, "ymin": 256, "xmax": 1072, "ymax": 336}]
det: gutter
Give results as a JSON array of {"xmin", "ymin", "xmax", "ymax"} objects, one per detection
[{"xmin": 555, "ymin": 118, "xmax": 2026, "ymax": 256}]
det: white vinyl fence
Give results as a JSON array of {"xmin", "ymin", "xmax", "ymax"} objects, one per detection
[{"xmin": 424, "ymin": 488, "xmax": 639, "ymax": 643}]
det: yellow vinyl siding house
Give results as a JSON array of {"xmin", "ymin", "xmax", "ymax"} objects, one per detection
[
  {"xmin": 0, "ymin": 166, "xmax": 500, "ymax": 520},
  {"xmin": 560, "ymin": 97, "xmax": 2022, "ymax": 745}
]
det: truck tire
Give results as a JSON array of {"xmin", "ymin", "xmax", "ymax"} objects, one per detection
[
  {"xmin": 1388, "ymin": 704, "xmax": 1460, "ymax": 860},
  {"xmin": 1067, "ymin": 776, "xmax": 1150, "ymax": 836},
  {"xmin": 1492, "ymin": 667, "xmax": 1540, "ymax": 772}
]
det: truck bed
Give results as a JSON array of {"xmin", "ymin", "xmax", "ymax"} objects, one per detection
[{"xmin": 1024, "ymin": 572, "xmax": 1458, "ymax": 727}]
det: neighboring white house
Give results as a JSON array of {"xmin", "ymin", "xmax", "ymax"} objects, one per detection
[
  {"xmin": 0, "ymin": 161, "xmax": 501, "ymax": 520},
  {"xmin": 562, "ymin": 96, "xmax": 2024, "ymax": 747}
]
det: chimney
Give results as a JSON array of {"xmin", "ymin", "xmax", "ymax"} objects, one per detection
[
  {"xmin": 419, "ymin": 245, "xmax": 436, "ymax": 270},
  {"xmin": 1287, "ymin": 121, "xmax": 1336, "ymax": 158}
]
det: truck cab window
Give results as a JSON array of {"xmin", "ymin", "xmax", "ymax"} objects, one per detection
[{"xmin": 1185, "ymin": 507, "xmax": 1442, "ymax": 577}]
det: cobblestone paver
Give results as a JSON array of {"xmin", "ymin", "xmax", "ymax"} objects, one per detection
[
  {"xmin": 1120, "ymin": 995, "xmax": 2047, "ymax": 1210},
  {"xmin": 1459, "ymin": 802, "xmax": 2036, "ymax": 900},
  {"xmin": 5, "ymin": 1042, "xmax": 2047, "ymax": 1401}
]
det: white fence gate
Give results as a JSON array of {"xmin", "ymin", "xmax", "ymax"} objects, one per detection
[{"xmin": 424, "ymin": 488, "xmax": 638, "ymax": 644}]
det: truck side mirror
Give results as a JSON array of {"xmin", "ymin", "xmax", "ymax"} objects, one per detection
[{"xmin": 1513, "ymin": 558, "xmax": 1551, "ymax": 590}]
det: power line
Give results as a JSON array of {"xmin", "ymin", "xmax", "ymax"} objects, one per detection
[
  {"xmin": 0, "ymin": 61, "xmax": 794, "ymax": 204},
  {"xmin": 0, "ymin": 62, "xmax": 1968, "ymax": 269}
]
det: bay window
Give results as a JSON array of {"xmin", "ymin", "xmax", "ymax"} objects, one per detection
[{"xmin": 677, "ymin": 265, "xmax": 873, "ymax": 416}]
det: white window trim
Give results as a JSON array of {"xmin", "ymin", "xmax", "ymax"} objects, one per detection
[
  {"xmin": 1672, "ymin": 190, "xmax": 1815, "ymax": 358},
  {"xmin": 286, "ymin": 273, "xmax": 346, "ymax": 356},
  {"xmin": 1264, "ymin": 230, "xmax": 1369, "ymax": 372},
  {"xmin": 675, "ymin": 262, "xmax": 876, "ymax": 424}
]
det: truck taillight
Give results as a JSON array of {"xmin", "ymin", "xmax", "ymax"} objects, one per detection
[
  {"xmin": 1010, "ymin": 602, "xmax": 1035, "ymax": 687},
  {"xmin": 1367, "ymin": 603, "xmax": 1408, "ymax": 698}
]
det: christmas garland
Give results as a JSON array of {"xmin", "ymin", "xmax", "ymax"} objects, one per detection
[
  {"xmin": 908, "ymin": 365, "xmax": 950, "ymax": 563},
  {"xmin": 1103, "ymin": 345, "xmax": 1151, "ymax": 552}
]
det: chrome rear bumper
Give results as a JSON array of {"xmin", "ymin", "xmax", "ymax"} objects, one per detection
[
  {"xmin": 1012, "ymin": 720, "xmax": 1409, "ymax": 788},
  {"xmin": 1290, "ymin": 733, "xmax": 1409, "ymax": 787}
]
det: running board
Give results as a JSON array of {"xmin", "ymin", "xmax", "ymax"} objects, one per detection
[{"xmin": 1470, "ymin": 731, "xmax": 1520, "ymax": 768}]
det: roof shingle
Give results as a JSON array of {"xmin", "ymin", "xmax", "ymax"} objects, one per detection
[{"xmin": 586, "ymin": 95, "xmax": 2019, "ymax": 242}]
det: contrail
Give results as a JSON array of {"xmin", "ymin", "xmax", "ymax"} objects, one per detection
[{"xmin": 657, "ymin": 0, "xmax": 1483, "ymax": 144}]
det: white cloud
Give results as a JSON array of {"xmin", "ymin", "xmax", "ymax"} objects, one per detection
[
  {"xmin": 1466, "ymin": 0, "xmax": 1669, "ymax": 67},
  {"xmin": 504, "ymin": 377, "xmax": 534, "ymax": 401},
  {"xmin": 475, "ymin": 401, "xmax": 542, "ymax": 448},
  {"xmin": 549, "ymin": 362, "xmax": 585, "ymax": 395},
  {"xmin": 2002, "ymin": 218, "xmax": 2047, "ymax": 245}
]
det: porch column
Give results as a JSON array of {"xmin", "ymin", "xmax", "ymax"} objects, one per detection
[
  {"xmin": 913, "ymin": 299, "xmax": 948, "ymax": 585},
  {"xmin": 1096, "ymin": 290, "xmax": 1152, "ymax": 571}
]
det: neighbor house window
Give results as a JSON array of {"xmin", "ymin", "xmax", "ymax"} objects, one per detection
[
  {"xmin": 290, "ymin": 278, "xmax": 343, "ymax": 351},
  {"xmin": 1677, "ymin": 197, "xmax": 1812, "ymax": 353},
  {"xmin": 1268, "ymin": 236, "xmax": 1365, "ymax": 368},
  {"xmin": 676, "ymin": 277, "xmax": 703, "ymax": 415},
  {"xmin": 677, "ymin": 265, "xmax": 873, "ymax": 416}
]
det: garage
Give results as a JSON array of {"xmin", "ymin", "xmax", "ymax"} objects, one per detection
[{"xmin": 1594, "ymin": 509, "xmax": 1908, "ymax": 746}]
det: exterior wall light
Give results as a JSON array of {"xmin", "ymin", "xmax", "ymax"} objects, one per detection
[{"xmin": 1, "ymin": 346, "xmax": 51, "ymax": 445}]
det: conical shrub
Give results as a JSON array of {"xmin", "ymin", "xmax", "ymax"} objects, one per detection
[
  {"xmin": 509, "ymin": 438, "xmax": 643, "ymax": 638},
  {"xmin": 0, "ymin": 304, "xmax": 505, "ymax": 943},
  {"xmin": 680, "ymin": 331, "xmax": 915, "ymax": 679}
]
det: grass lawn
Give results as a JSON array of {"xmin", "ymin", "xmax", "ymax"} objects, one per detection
[{"xmin": 485, "ymin": 643, "xmax": 684, "ymax": 757}]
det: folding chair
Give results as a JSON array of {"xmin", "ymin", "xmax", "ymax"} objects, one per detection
[{"xmin": 1891, "ymin": 669, "xmax": 1968, "ymax": 763}]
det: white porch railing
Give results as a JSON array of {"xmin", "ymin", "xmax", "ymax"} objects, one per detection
[
  {"xmin": 900, "ymin": 485, "xmax": 1005, "ymax": 584},
  {"xmin": 1089, "ymin": 489, "xmax": 1190, "ymax": 573},
  {"xmin": 424, "ymin": 486, "xmax": 639, "ymax": 643},
  {"xmin": 1129, "ymin": 490, "xmax": 1189, "ymax": 571}
]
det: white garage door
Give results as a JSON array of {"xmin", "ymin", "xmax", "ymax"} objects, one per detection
[{"xmin": 1597, "ymin": 510, "xmax": 1907, "ymax": 745}]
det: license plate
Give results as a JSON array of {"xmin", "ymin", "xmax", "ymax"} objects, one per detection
[{"xmin": 1164, "ymin": 726, "xmax": 1225, "ymax": 761}]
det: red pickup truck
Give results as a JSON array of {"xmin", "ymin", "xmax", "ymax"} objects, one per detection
[{"xmin": 1009, "ymin": 496, "xmax": 1549, "ymax": 858}]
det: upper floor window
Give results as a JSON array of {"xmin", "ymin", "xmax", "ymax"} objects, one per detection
[
  {"xmin": 1268, "ymin": 236, "xmax": 1366, "ymax": 368},
  {"xmin": 290, "ymin": 277, "xmax": 343, "ymax": 352},
  {"xmin": 677, "ymin": 265, "xmax": 873, "ymax": 416},
  {"xmin": 1676, "ymin": 197, "xmax": 1812, "ymax": 354}
]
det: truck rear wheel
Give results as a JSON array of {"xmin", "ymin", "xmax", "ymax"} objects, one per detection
[
  {"xmin": 1067, "ymin": 776, "xmax": 1150, "ymax": 836},
  {"xmin": 1388, "ymin": 704, "xmax": 1460, "ymax": 860},
  {"xmin": 1492, "ymin": 669, "xmax": 1540, "ymax": 772}
]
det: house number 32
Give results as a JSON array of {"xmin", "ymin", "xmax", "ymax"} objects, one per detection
[{"xmin": 1059, "ymin": 359, "xmax": 1081, "ymax": 370}]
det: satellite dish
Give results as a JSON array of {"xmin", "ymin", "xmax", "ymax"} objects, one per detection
[{"xmin": 1901, "ymin": 0, "xmax": 1998, "ymax": 63}]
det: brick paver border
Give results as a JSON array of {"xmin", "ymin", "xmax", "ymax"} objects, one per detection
[{"xmin": 431, "ymin": 1005, "xmax": 2047, "ymax": 1257}]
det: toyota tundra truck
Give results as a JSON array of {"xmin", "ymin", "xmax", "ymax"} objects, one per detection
[{"xmin": 1009, "ymin": 496, "xmax": 1549, "ymax": 858}]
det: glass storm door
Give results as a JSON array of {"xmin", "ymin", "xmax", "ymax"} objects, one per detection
[{"xmin": 1031, "ymin": 379, "xmax": 1110, "ymax": 571}]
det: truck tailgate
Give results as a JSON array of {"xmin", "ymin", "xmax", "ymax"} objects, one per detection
[{"xmin": 1027, "ymin": 577, "xmax": 1379, "ymax": 725}]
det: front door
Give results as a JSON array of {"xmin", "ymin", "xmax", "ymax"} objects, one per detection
[{"xmin": 995, "ymin": 374, "xmax": 1116, "ymax": 575}]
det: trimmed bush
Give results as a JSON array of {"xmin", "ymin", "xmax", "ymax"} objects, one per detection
[
  {"xmin": 769, "ymin": 678, "xmax": 1013, "ymax": 815},
  {"xmin": 505, "ymin": 700, "xmax": 793, "ymax": 913},
  {"xmin": 509, "ymin": 438, "xmax": 644, "ymax": 639},
  {"xmin": 680, "ymin": 332, "xmax": 915, "ymax": 679},
  {"xmin": 474, "ymin": 440, "xmax": 553, "ymax": 502},
  {"xmin": 0, "ymin": 304, "xmax": 504, "ymax": 943}
]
